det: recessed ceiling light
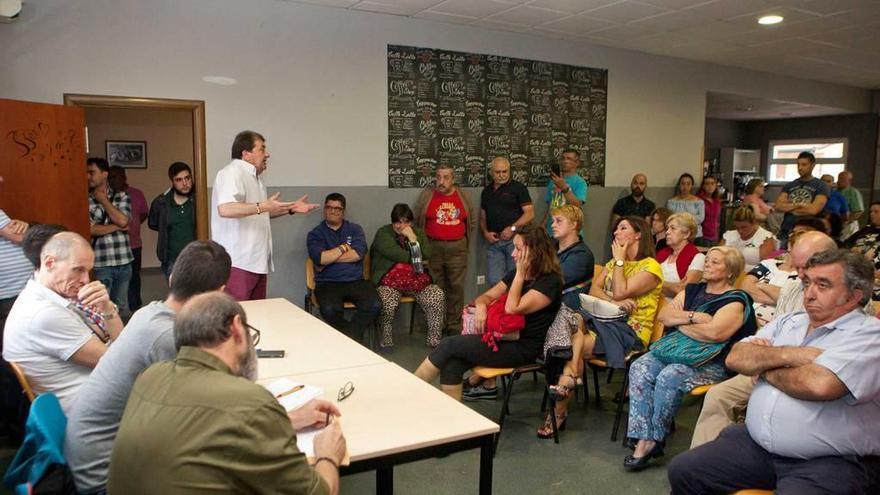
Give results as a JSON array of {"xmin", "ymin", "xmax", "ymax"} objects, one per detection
[
  {"xmin": 202, "ymin": 76, "xmax": 237, "ymax": 86},
  {"xmin": 758, "ymin": 15, "xmax": 784, "ymax": 25},
  {"xmin": 735, "ymin": 106, "xmax": 753, "ymax": 112}
]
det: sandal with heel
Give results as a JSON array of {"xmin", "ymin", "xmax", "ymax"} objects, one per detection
[
  {"xmin": 536, "ymin": 410, "xmax": 567, "ymax": 439},
  {"xmin": 548, "ymin": 374, "xmax": 577, "ymax": 401}
]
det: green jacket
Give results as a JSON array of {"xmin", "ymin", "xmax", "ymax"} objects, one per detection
[
  {"xmin": 369, "ymin": 224, "xmax": 432, "ymax": 285},
  {"xmin": 108, "ymin": 346, "xmax": 329, "ymax": 495}
]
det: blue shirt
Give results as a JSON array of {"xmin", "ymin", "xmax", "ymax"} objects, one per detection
[
  {"xmin": 744, "ymin": 310, "xmax": 880, "ymax": 458},
  {"xmin": 558, "ymin": 240, "xmax": 594, "ymax": 310},
  {"xmin": 0, "ymin": 210, "xmax": 33, "ymax": 299},
  {"xmin": 544, "ymin": 174, "xmax": 588, "ymax": 234},
  {"xmin": 823, "ymin": 189, "xmax": 849, "ymax": 217},
  {"xmin": 306, "ymin": 220, "xmax": 368, "ymax": 283},
  {"xmin": 779, "ymin": 177, "xmax": 830, "ymax": 235}
]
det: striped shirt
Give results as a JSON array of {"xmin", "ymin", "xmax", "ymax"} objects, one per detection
[
  {"xmin": 89, "ymin": 189, "xmax": 133, "ymax": 268},
  {"xmin": 0, "ymin": 210, "xmax": 33, "ymax": 299}
]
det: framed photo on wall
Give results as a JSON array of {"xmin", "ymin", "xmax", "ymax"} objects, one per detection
[{"xmin": 106, "ymin": 140, "xmax": 147, "ymax": 169}]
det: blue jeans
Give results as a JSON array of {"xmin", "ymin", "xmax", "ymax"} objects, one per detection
[
  {"xmin": 93, "ymin": 264, "xmax": 132, "ymax": 316},
  {"xmin": 486, "ymin": 239, "xmax": 515, "ymax": 287},
  {"xmin": 627, "ymin": 352, "xmax": 728, "ymax": 442}
]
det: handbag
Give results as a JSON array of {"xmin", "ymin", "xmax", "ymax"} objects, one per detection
[
  {"xmin": 579, "ymin": 293, "xmax": 627, "ymax": 321},
  {"xmin": 481, "ymin": 294, "xmax": 525, "ymax": 351},
  {"xmin": 461, "ymin": 306, "xmax": 479, "ymax": 335},
  {"xmin": 649, "ymin": 330, "xmax": 725, "ymax": 367},
  {"xmin": 380, "ymin": 262, "xmax": 432, "ymax": 293}
]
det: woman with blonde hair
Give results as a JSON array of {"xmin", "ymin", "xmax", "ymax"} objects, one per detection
[
  {"xmin": 656, "ymin": 212, "xmax": 704, "ymax": 299},
  {"xmin": 550, "ymin": 204, "xmax": 595, "ymax": 309},
  {"xmin": 623, "ymin": 246, "xmax": 756, "ymax": 470}
]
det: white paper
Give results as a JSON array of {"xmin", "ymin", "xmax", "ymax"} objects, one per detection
[
  {"xmin": 294, "ymin": 426, "xmax": 321, "ymax": 457},
  {"xmin": 263, "ymin": 378, "xmax": 323, "ymax": 412}
]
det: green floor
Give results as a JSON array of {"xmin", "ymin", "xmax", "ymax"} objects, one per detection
[{"xmin": 1, "ymin": 268, "xmax": 705, "ymax": 494}]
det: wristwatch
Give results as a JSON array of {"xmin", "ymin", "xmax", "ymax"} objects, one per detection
[
  {"xmin": 615, "ymin": 259, "xmax": 624, "ymax": 267},
  {"xmin": 561, "ymin": 186, "xmax": 571, "ymax": 194},
  {"xmin": 510, "ymin": 225, "xmax": 517, "ymax": 233},
  {"xmin": 688, "ymin": 311, "xmax": 695, "ymax": 324}
]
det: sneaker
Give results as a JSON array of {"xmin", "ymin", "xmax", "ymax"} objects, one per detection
[{"xmin": 462, "ymin": 384, "xmax": 498, "ymax": 402}]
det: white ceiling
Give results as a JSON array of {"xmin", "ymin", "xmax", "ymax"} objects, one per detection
[
  {"xmin": 706, "ymin": 91, "xmax": 854, "ymax": 120},
  {"xmin": 289, "ymin": 0, "xmax": 880, "ymax": 90}
]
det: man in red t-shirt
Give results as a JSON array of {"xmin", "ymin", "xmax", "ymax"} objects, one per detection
[{"xmin": 414, "ymin": 164, "xmax": 474, "ymax": 334}]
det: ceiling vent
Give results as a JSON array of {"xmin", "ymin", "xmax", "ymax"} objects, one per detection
[{"xmin": 0, "ymin": 0, "xmax": 22, "ymax": 23}]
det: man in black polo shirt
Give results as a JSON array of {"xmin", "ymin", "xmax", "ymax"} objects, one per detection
[
  {"xmin": 480, "ymin": 157, "xmax": 533, "ymax": 286},
  {"xmin": 611, "ymin": 173, "xmax": 655, "ymax": 226}
]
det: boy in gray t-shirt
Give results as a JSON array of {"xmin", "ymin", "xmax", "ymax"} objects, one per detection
[
  {"xmin": 63, "ymin": 239, "xmax": 232, "ymax": 494},
  {"xmin": 64, "ymin": 301, "xmax": 176, "ymax": 493}
]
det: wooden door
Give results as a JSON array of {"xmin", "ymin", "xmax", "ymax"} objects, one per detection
[{"xmin": 0, "ymin": 99, "xmax": 90, "ymax": 238}]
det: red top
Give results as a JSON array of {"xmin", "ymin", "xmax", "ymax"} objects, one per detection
[
  {"xmin": 425, "ymin": 190, "xmax": 467, "ymax": 240},
  {"xmin": 699, "ymin": 192, "xmax": 722, "ymax": 241}
]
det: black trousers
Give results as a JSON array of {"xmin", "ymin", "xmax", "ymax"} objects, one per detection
[
  {"xmin": 0, "ymin": 296, "xmax": 25, "ymax": 441},
  {"xmin": 428, "ymin": 334, "xmax": 538, "ymax": 385},
  {"xmin": 128, "ymin": 247, "xmax": 142, "ymax": 312},
  {"xmin": 315, "ymin": 280, "xmax": 380, "ymax": 343},
  {"xmin": 668, "ymin": 424, "xmax": 871, "ymax": 495}
]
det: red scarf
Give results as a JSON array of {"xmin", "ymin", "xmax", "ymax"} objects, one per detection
[
  {"xmin": 481, "ymin": 294, "xmax": 526, "ymax": 351},
  {"xmin": 656, "ymin": 242, "xmax": 699, "ymax": 280}
]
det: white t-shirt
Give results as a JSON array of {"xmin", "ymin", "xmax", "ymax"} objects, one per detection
[
  {"xmin": 660, "ymin": 252, "xmax": 705, "ymax": 283},
  {"xmin": 2, "ymin": 279, "xmax": 96, "ymax": 413},
  {"xmin": 210, "ymin": 159, "xmax": 272, "ymax": 274},
  {"xmin": 722, "ymin": 226, "xmax": 775, "ymax": 272},
  {"xmin": 750, "ymin": 259, "xmax": 797, "ymax": 325}
]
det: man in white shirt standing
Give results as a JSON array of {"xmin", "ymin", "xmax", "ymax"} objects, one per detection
[{"xmin": 211, "ymin": 130, "xmax": 319, "ymax": 301}]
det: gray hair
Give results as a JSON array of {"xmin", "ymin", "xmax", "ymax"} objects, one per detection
[
  {"xmin": 174, "ymin": 292, "xmax": 247, "ymax": 350},
  {"xmin": 40, "ymin": 232, "xmax": 90, "ymax": 264},
  {"xmin": 806, "ymin": 249, "xmax": 875, "ymax": 305}
]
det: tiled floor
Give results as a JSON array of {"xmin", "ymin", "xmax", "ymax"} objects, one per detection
[{"xmin": 2, "ymin": 268, "xmax": 700, "ymax": 494}]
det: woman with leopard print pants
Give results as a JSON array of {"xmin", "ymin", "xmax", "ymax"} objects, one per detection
[{"xmin": 370, "ymin": 203, "xmax": 445, "ymax": 349}]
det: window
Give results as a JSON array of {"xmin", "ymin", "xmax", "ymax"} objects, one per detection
[{"xmin": 767, "ymin": 139, "xmax": 847, "ymax": 184}]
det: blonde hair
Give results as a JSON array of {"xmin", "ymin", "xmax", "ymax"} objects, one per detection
[
  {"xmin": 550, "ymin": 204, "xmax": 584, "ymax": 232},
  {"xmin": 732, "ymin": 205, "xmax": 757, "ymax": 224},
  {"xmin": 666, "ymin": 212, "xmax": 698, "ymax": 242},
  {"xmin": 707, "ymin": 246, "xmax": 745, "ymax": 285}
]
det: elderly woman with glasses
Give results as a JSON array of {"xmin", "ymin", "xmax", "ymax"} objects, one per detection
[{"xmin": 623, "ymin": 246, "xmax": 756, "ymax": 471}]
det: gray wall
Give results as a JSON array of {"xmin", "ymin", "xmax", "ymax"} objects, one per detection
[
  {"xmin": 704, "ymin": 118, "xmax": 747, "ymax": 151},
  {"xmin": 261, "ymin": 185, "xmax": 677, "ymax": 307}
]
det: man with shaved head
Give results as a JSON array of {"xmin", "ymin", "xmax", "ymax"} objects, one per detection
[
  {"xmin": 3, "ymin": 232, "xmax": 123, "ymax": 413},
  {"xmin": 479, "ymin": 156, "xmax": 533, "ymax": 286},
  {"xmin": 611, "ymin": 173, "xmax": 655, "ymax": 226}
]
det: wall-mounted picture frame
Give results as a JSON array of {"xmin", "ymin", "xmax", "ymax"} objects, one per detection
[{"xmin": 106, "ymin": 140, "xmax": 147, "ymax": 169}]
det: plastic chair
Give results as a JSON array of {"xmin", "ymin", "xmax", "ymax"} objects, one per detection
[
  {"xmin": 472, "ymin": 362, "xmax": 547, "ymax": 450},
  {"xmin": 304, "ymin": 253, "xmax": 419, "ymax": 338},
  {"xmin": 8, "ymin": 362, "xmax": 35, "ymax": 403},
  {"xmin": 3, "ymin": 393, "xmax": 74, "ymax": 494},
  {"xmin": 583, "ymin": 297, "xmax": 666, "ymax": 443}
]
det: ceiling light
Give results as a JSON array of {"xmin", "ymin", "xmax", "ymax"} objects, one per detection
[
  {"xmin": 758, "ymin": 15, "xmax": 783, "ymax": 25},
  {"xmin": 202, "ymin": 76, "xmax": 237, "ymax": 86}
]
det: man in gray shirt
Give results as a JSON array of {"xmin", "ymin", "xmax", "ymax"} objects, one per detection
[
  {"xmin": 669, "ymin": 249, "xmax": 880, "ymax": 494},
  {"xmin": 64, "ymin": 240, "xmax": 231, "ymax": 494}
]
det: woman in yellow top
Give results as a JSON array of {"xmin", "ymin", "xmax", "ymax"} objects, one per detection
[{"xmin": 538, "ymin": 216, "xmax": 663, "ymax": 438}]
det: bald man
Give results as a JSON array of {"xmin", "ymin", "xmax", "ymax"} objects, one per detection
[
  {"xmin": 480, "ymin": 157, "xmax": 533, "ymax": 286},
  {"xmin": 611, "ymin": 173, "xmax": 655, "ymax": 226},
  {"xmin": 3, "ymin": 232, "xmax": 123, "ymax": 413}
]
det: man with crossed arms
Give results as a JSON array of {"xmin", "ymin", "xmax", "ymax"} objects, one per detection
[{"xmin": 670, "ymin": 249, "xmax": 880, "ymax": 494}]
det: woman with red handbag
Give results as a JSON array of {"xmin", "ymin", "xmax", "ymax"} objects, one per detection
[
  {"xmin": 370, "ymin": 204, "xmax": 445, "ymax": 350},
  {"xmin": 414, "ymin": 226, "xmax": 562, "ymax": 401}
]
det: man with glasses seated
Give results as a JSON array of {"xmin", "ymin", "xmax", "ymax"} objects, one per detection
[
  {"xmin": 109, "ymin": 292, "xmax": 347, "ymax": 495},
  {"xmin": 307, "ymin": 193, "xmax": 380, "ymax": 344},
  {"xmin": 65, "ymin": 240, "xmax": 231, "ymax": 494}
]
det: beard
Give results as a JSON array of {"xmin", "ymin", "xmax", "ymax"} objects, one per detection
[
  {"xmin": 631, "ymin": 187, "xmax": 643, "ymax": 197},
  {"xmin": 173, "ymin": 184, "xmax": 193, "ymax": 197},
  {"xmin": 237, "ymin": 341, "xmax": 259, "ymax": 382}
]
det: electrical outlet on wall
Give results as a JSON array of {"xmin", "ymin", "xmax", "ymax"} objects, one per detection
[{"xmin": 476, "ymin": 275, "xmax": 486, "ymax": 285}]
